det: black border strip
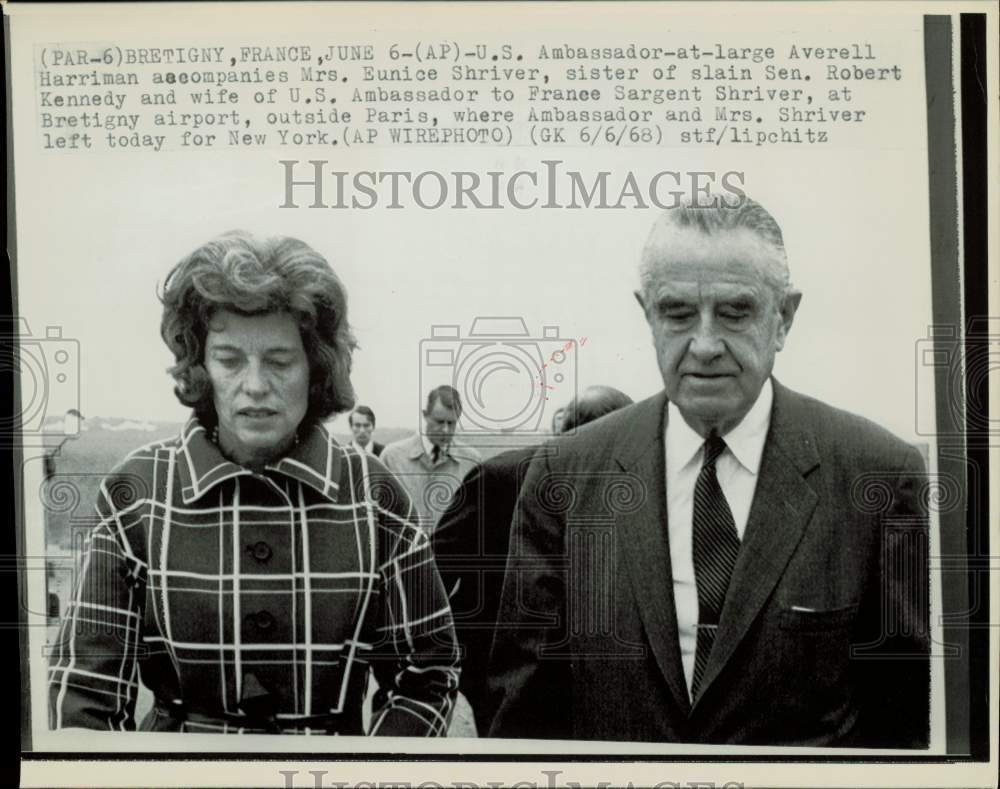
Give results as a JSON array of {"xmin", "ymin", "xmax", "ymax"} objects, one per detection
[
  {"xmin": 922, "ymin": 12, "xmax": 971, "ymax": 759},
  {"xmin": 958, "ymin": 10, "xmax": 989, "ymax": 764}
]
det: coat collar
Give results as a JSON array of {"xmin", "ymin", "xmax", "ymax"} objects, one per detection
[
  {"xmin": 175, "ymin": 417, "xmax": 343, "ymax": 505},
  {"xmin": 404, "ymin": 432, "xmax": 477, "ymax": 466},
  {"xmin": 405, "ymin": 432, "xmax": 428, "ymax": 460}
]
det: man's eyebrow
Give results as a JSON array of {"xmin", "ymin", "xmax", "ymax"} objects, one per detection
[
  {"xmin": 722, "ymin": 292, "xmax": 759, "ymax": 304},
  {"xmin": 655, "ymin": 296, "xmax": 696, "ymax": 308},
  {"xmin": 713, "ymin": 285, "xmax": 762, "ymax": 300},
  {"xmin": 653, "ymin": 288, "xmax": 694, "ymax": 303}
]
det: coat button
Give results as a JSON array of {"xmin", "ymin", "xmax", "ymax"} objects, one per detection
[
  {"xmin": 247, "ymin": 541, "xmax": 272, "ymax": 562},
  {"xmin": 253, "ymin": 610, "xmax": 274, "ymax": 630}
]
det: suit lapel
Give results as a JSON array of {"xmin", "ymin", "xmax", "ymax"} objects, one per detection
[
  {"xmin": 613, "ymin": 392, "xmax": 692, "ymax": 715},
  {"xmin": 693, "ymin": 381, "xmax": 821, "ymax": 703}
]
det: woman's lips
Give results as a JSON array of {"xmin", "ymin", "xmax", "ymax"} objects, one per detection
[{"xmin": 238, "ymin": 408, "xmax": 279, "ymax": 418}]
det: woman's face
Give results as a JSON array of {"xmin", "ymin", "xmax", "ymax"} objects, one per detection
[{"xmin": 205, "ymin": 310, "xmax": 310, "ymax": 468}]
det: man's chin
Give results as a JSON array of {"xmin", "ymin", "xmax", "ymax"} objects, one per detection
[
  {"xmin": 675, "ymin": 391, "xmax": 738, "ymax": 413},
  {"xmin": 673, "ymin": 395, "xmax": 744, "ymax": 432}
]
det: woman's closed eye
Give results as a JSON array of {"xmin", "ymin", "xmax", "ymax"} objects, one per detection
[
  {"xmin": 265, "ymin": 355, "xmax": 296, "ymax": 370},
  {"xmin": 212, "ymin": 355, "xmax": 243, "ymax": 370}
]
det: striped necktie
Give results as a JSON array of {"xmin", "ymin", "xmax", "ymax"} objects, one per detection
[{"xmin": 691, "ymin": 433, "xmax": 740, "ymax": 699}]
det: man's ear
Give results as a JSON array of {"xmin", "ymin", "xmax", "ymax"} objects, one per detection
[
  {"xmin": 775, "ymin": 289, "xmax": 802, "ymax": 351},
  {"xmin": 634, "ymin": 289, "xmax": 649, "ymax": 317}
]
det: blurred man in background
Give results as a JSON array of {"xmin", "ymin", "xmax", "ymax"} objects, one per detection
[
  {"xmin": 381, "ymin": 385, "xmax": 482, "ymax": 534},
  {"xmin": 349, "ymin": 405, "xmax": 384, "ymax": 457},
  {"xmin": 559, "ymin": 385, "xmax": 635, "ymax": 435}
]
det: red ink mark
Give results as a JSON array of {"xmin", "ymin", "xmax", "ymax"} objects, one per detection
[{"xmin": 534, "ymin": 337, "xmax": 590, "ymax": 399}]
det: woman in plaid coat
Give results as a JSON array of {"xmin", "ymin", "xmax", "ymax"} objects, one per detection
[{"xmin": 49, "ymin": 231, "xmax": 460, "ymax": 735}]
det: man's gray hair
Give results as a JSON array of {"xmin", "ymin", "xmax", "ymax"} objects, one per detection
[{"xmin": 639, "ymin": 197, "xmax": 793, "ymax": 300}]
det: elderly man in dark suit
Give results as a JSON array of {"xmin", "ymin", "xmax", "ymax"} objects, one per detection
[
  {"xmin": 432, "ymin": 385, "xmax": 633, "ymax": 734},
  {"xmin": 488, "ymin": 197, "xmax": 930, "ymax": 747}
]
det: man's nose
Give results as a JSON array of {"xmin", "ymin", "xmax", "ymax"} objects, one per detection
[{"xmin": 687, "ymin": 319, "xmax": 725, "ymax": 360}]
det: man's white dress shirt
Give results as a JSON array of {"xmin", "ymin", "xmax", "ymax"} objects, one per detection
[
  {"xmin": 351, "ymin": 439, "xmax": 375, "ymax": 456},
  {"xmin": 421, "ymin": 434, "xmax": 443, "ymax": 464},
  {"xmin": 665, "ymin": 378, "xmax": 773, "ymax": 696}
]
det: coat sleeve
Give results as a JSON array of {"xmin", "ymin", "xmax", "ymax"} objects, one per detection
[
  {"xmin": 48, "ymin": 473, "xmax": 148, "ymax": 731},
  {"xmin": 431, "ymin": 463, "xmax": 483, "ymax": 600},
  {"xmin": 850, "ymin": 444, "xmax": 931, "ymax": 748},
  {"xmin": 431, "ymin": 462, "xmax": 496, "ymax": 729},
  {"xmin": 367, "ymin": 472, "xmax": 460, "ymax": 736},
  {"xmin": 487, "ymin": 448, "xmax": 572, "ymax": 739}
]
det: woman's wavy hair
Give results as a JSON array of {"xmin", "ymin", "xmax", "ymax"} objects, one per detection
[{"xmin": 160, "ymin": 231, "xmax": 358, "ymax": 425}]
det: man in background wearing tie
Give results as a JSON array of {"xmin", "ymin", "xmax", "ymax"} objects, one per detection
[
  {"xmin": 489, "ymin": 197, "xmax": 930, "ymax": 747},
  {"xmin": 349, "ymin": 405, "xmax": 385, "ymax": 457},
  {"xmin": 381, "ymin": 385, "xmax": 482, "ymax": 535}
]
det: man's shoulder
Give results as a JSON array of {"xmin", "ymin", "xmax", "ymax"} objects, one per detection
[
  {"xmin": 380, "ymin": 433, "xmax": 421, "ymax": 463},
  {"xmin": 449, "ymin": 439, "xmax": 482, "ymax": 464},
  {"xmin": 482, "ymin": 445, "xmax": 539, "ymax": 474},
  {"xmin": 774, "ymin": 384, "xmax": 922, "ymax": 468},
  {"xmin": 533, "ymin": 394, "xmax": 666, "ymax": 471}
]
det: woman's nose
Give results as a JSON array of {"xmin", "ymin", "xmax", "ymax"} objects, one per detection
[{"xmin": 240, "ymin": 361, "xmax": 269, "ymax": 395}]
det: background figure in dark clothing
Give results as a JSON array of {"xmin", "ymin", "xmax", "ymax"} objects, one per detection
[
  {"xmin": 560, "ymin": 385, "xmax": 636, "ymax": 434},
  {"xmin": 432, "ymin": 386, "xmax": 633, "ymax": 734}
]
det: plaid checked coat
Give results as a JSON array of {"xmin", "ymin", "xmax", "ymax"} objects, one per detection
[{"xmin": 49, "ymin": 418, "xmax": 460, "ymax": 735}]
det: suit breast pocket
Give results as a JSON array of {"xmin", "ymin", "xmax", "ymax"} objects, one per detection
[
  {"xmin": 777, "ymin": 604, "xmax": 858, "ymax": 714},
  {"xmin": 779, "ymin": 604, "xmax": 858, "ymax": 632}
]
